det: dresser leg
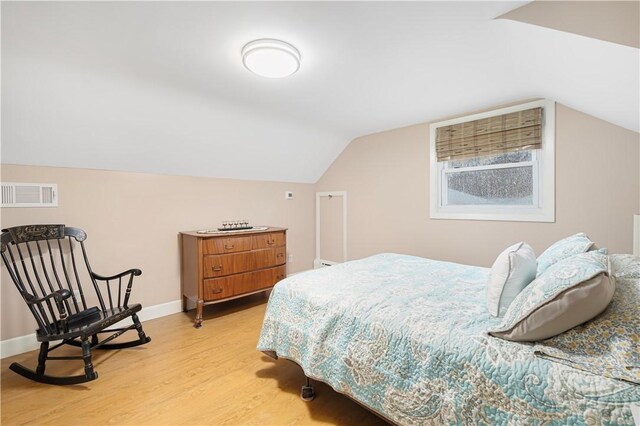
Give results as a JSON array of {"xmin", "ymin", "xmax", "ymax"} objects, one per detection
[{"xmin": 194, "ymin": 300, "xmax": 204, "ymax": 328}]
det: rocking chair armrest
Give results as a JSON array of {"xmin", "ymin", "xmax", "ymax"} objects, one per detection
[
  {"xmin": 91, "ymin": 269, "xmax": 141, "ymax": 309},
  {"xmin": 25, "ymin": 289, "xmax": 72, "ymax": 306},
  {"xmin": 91, "ymin": 268, "xmax": 142, "ymax": 281}
]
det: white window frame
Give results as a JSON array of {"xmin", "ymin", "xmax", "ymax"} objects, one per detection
[{"xmin": 429, "ymin": 99, "xmax": 555, "ymax": 222}]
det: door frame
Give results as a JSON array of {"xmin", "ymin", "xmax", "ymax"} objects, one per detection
[{"xmin": 315, "ymin": 191, "xmax": 347, "ymax": 268}]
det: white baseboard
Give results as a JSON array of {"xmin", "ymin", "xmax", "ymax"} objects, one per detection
[
  {"xmin": 0, "ymin": 334, "xmax": 39, "ymax": 360},
  {"xmin": 128, "ymin": 299, "xmax": 182, "ymax": 323},
  {"xmin": 0, "ymin": 299, "xmax": 182, "ymax": 359}
]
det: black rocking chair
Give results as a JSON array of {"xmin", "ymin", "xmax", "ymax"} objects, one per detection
[{"xmin": 1, "ymin": 224, "xmax": 151, "ymax": 385}]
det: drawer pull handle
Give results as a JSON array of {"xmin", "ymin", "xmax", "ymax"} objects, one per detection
[
  {"xmin": 212, "ymin": 288, "xmax": 223, "ymax": 294},
  {"xmin": 267, "ymin": 240, "xmax": 275, "ymax": 245},
  {"xmin": 212, "ymin": 266, "xmax": 223, "ymax": 272},
  {"xmin": 277, "ymin": 253, "xmax": 284, "ymax": 257},
  {"xmin": 224, "ymin": 244, "xmax": 235, "ymax": 250}
]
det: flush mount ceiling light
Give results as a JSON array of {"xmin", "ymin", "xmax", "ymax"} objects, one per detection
[{"xmin": 241, "ymin": 39, "xmax": 301, "ymax": 78}]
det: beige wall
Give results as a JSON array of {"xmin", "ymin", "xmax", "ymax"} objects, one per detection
[
  {"xmin": 498, "ymin": 1, "xmax": 639, "ymax": 49},
  {"xmin": 1, "ymin": 165, "xmax": 315, "ymax": 339},
  {"xmin": 317, "ymin": 103, "xmax": 640, "ymax": 267}
]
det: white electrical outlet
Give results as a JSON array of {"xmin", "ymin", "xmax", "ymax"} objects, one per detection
[
  {"xmin": 285, "ymin": 191, "xmax": 293, "ymax": 200},
  {"xmin": 288, "ymin": 253, "xmax": 294, "ymax": 262}
]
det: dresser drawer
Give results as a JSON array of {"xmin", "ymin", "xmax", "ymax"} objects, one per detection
[
  {"xmin": 203, "ymin": 251, "xmax": 254, "ymax": 278},
  {"xmin": 203, "ymin": 277, "xmax": 236, "ymax": 300},
  {"xmin": 271, "ymin": 265, "xmax": 286, "ymax": 282},
  {"xmin": 203, "ymin": 236, "xmax": 253, "ymax": 254},
  {"xmin": 203, "ymin": 265, "xmax": 286, "ymax": 301},
  {"xmin": 254, "ymin": 246, "xmax": 286, "ymax": 269},
  {"xmin": 203, "ymin": 247, "xmax": 286, "ymax": 278},
  {"xmin": 253, "ymin": 232, "xmax": 286, "ymax": 249}
]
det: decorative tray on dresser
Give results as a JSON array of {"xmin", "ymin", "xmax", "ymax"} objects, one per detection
[{"xmin": 180, "ymin": 226, "xmax": 287, "ymax": 328}]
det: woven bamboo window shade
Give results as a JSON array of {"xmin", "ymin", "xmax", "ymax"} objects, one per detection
[{"xmin": 435, "ymin": 107, "xmax": 542, "ymax": 162}]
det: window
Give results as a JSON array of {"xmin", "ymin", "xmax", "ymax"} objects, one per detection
[{"xmin": 429, "ymin": 100, "xmax": 555, "ymax": 222}]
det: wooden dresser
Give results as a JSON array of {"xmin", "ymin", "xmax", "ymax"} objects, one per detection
[{"xmin": 180, "ymin": 227, "xmax": 287, "ymax": 327}]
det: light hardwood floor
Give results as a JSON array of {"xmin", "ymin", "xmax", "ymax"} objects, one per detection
[{"xmin": 1, "ymin": 295, "xmax": 388, "ymax": 425}]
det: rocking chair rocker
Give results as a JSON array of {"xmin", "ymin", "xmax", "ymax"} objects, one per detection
[{"xmin": 1, "ymin": 224, "xmax": 151, "ymax": 385}]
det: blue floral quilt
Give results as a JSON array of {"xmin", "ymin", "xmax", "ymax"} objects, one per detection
[{"xmin": 257, "ymin": 253, "xmax": 640, "ymax": 425}]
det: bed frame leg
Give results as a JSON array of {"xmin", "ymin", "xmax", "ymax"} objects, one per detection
[{"xmin": 300, "ymin": 376, "xmax": 315, "ymax": 401}]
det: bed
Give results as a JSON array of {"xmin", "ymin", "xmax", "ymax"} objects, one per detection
[{"xmin": 257, "ymin": 252, "xmax": 640, "ymax": 425}]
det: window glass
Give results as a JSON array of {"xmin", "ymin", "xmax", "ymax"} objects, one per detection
[{"xmin": 445, "ymin": 165, "xmax": 533, "ymax": 206}]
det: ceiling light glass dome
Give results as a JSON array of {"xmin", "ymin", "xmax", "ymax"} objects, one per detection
[{"xmin": 241, "ymin": 39, "xmax": 301, "ymax": 78}]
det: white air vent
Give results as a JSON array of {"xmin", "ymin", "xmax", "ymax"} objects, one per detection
[{"xmin": 1, "ymin": 182, "xmax": 58, "ymax": 207}]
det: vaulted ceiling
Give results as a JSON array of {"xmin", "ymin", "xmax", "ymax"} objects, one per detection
[{"xmin": 2, "ymin": 1, "xmax": 638, "ymax": 183}]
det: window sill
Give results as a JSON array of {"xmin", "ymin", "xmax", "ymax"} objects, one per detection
[{"xmin": 430, "ymin": 207, "xmax": 555, "ymax": 222}]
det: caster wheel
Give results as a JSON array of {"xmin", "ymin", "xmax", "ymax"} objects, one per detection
[{"xmin": 301, "ymin": 385, "xmax": 315, "ymax": 401}]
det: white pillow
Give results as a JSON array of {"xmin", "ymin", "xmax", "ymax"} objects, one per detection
[{"xmin": 487, "ymin": 242, "xmax": 537, "ymax": 317}]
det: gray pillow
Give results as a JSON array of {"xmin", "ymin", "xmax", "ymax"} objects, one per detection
[{"xmin": 489, "ymin": 251, "xmax": 614, "ymax": 342}]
